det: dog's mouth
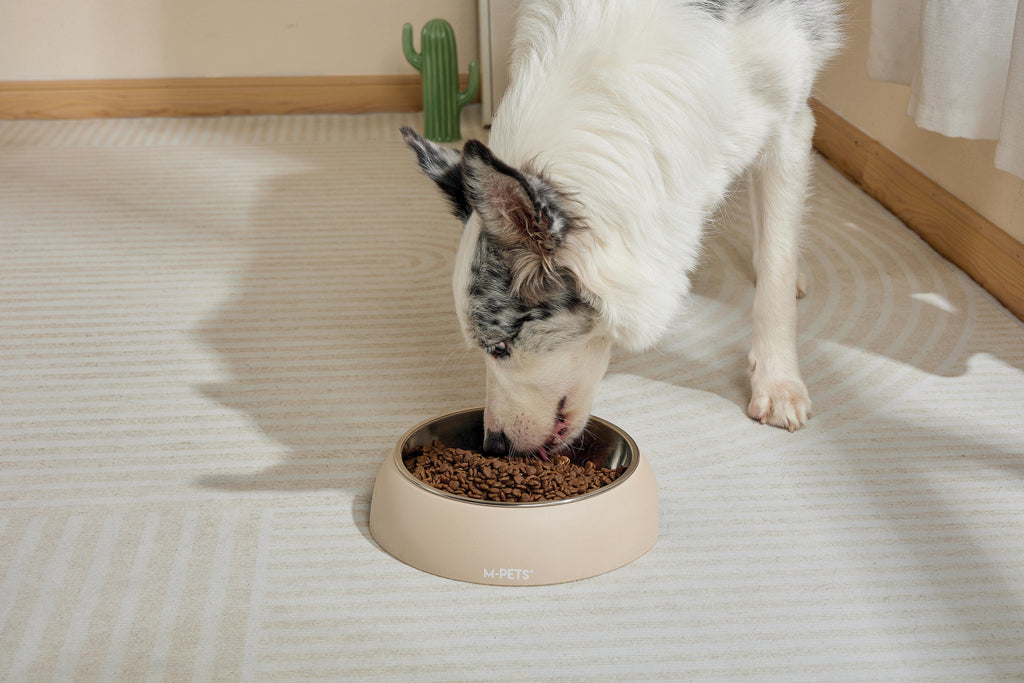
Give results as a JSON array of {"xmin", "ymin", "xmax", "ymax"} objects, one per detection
[
  {"xmin": 536, "ymin": 397, "xmax": 571, "ymax": 462},
  {"xmin": 483, "ymin": 397, "xmax": 582, "ymax": 461}
]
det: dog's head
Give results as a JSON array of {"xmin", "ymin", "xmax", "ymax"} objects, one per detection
[{"xmin": 402, "ymin": 127, "xmax": 612, "ymax": 459}]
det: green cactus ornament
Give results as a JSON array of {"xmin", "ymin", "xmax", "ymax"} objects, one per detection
[{"xmin": 403, "ymin": 19, "xmax": 479, "ymax": 142}]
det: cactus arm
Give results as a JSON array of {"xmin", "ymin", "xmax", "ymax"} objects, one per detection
[
  {"xmin": 402, "ymin": 23, "xmax": 422, "ymax": 72},
  {"xmin": 456, "ymin": 60, "xmax": 480, "ymax": 109}
]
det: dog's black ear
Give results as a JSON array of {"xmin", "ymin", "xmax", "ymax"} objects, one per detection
[
  {"xmin": 461, "ymin": 139, "xmax": 577, "ymax": 303},
  {"xmin": 400, "ymin": 126, "xmax": 472, "ymax": 222},
  {"xmin": 461, "ymin": 140, "xmax": 570, "ymax": 249}
]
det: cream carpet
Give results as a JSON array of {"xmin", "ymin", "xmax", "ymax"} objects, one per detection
[{"xmin": 2, "ymin": 107, "xmax": 1023, "ymax": 681}]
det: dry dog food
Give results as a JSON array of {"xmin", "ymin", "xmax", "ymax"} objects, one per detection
[{"xmin": 404, "ymin": 440, "xmax": 625, "ymax": 503}]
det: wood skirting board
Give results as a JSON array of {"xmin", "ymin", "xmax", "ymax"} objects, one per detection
[
  {"xmin": 0, "ymin": 75, "xmax": 472, "ymax": 120},
  {"xmin": 0, "ymin": 77, "xmax": 1019, "ymax": 321},
  {"xmin": 810, "ymin": 99, "xmax": 1024, "ymax": 322}
]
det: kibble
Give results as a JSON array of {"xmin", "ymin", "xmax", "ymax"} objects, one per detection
[{"xmin": 404, "ymin": 440, "xmax": 625, "ymax": 503}]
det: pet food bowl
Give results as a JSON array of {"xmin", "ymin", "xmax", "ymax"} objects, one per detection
[{"xmin": 369, "ymin": 407, "xmax": 658, "ymax": 585}]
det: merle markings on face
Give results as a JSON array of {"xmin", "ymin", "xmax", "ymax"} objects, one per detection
[
  {"xmin": 401, "ymin": 126, "xmax": 592, "ymax": 352},
  {"xmin": 468, "ymin": 229, "xmax": 593, "ymax": 357},
  {"xmin": 401, "ymin": 127, "xmax": 612, "ymax": 458}
]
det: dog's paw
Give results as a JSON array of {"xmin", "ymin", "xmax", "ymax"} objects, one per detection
[{"xmin": 747, "ymin": 379, "xmax": 811, "ymax": 432}]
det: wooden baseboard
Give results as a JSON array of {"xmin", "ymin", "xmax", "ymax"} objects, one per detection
[
  {"xmin": 811, "ymin": 99, "xmax": 1024, "ymax": 322},
  {"xmin": 0, "ymin": 74, "xmax": 472, "ymax": 120}
]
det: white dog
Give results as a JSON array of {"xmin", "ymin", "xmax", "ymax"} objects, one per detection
[{"xmin": 403, "ymin": 0, "xmax": 841, "ymax": 458}]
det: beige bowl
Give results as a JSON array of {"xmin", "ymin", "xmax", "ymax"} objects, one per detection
[{"xmin": 369, "ymin": 407, "xmax": 658, "ymax": 586}]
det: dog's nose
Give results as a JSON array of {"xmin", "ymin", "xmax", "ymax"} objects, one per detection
[{"xmin": 482, "ymin": 429, "xmax": 509, "ymax": 456}]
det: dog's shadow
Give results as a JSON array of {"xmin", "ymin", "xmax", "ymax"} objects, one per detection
[{"xmin": 193, "ymin": 142, "xmax": 483, "ymax": 495}]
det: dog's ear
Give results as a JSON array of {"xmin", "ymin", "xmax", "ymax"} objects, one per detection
[
  {"xmin": 461, "ymin": 139, "xmax": 576, "ymax": 303},
  {"xmin": 400, "ymin": 126, "xmax": 472, "ymax": 222}
]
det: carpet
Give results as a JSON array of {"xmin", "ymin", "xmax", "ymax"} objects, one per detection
[{"xmin": 2, "ymin": 107, "xmax": 1023, "ymax": 680}]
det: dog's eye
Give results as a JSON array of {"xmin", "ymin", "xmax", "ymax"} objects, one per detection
[{"xmin": 486, "ymin": 340, "xmax": 510, "ymax": 359}]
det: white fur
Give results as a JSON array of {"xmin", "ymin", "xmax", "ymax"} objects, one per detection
[{"xmin": 449, "ymin": 0, "xmax": 841, "ymax": 447}]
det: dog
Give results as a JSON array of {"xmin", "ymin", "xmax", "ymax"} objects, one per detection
[{"xmin": 402, "ymin": 0, "xmax": 841, "ymax": 458}]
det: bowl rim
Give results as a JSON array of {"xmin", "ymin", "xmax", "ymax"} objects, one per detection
[{"xmin": 393, "ymin": 407, "xmax": 641, "ymax": 508}]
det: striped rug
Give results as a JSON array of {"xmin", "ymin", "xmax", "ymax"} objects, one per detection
[{"xmin": 2, "ymin": 107, "xmax": 1023, "ymax": 681}]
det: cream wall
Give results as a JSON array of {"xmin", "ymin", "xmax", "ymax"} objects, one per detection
[
  {"xmin": 814, "ymin": 0, "xmax": 1024, "ymax": 245},
  {"xmin": 0, "ymin": 0, "xmax": 478, "ymax": 80}
]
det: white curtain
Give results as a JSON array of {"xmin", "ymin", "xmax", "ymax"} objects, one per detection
[{"xmin": 868, "ymin": 0, "xmax": 1024, "ymax": 179}]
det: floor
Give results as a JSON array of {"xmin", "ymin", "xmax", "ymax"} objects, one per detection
[{"xmin": 2, "ymin": 107, "xmax": 1023, "ymax": 680}]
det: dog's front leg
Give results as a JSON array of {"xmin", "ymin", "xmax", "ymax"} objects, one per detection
[{"xmin": 746, "ymin": 105, "xmax": 814, "ymax": 431}]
